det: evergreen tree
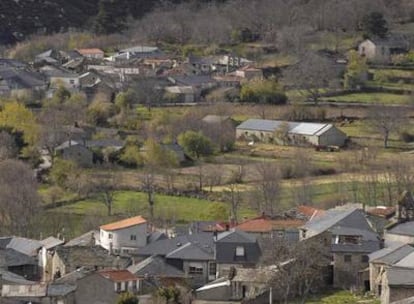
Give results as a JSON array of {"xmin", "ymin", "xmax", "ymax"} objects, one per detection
[
  {"xmin": 362, "ymin": 12, "xmax": 388, "ymax": 39},
  {"xmin": 93, "ymin": 0, "xmax": 128, "ymax": 34}
]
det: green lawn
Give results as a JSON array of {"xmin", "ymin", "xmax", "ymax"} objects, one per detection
[
  {"xmin": 321, "ymin": 93, "xmax": 412, "ymax": 105},
  {"xmin": 48, "ymin": 190, "xmax": 256, "ymax": 222},
  {"xmin": 298, "ymin": 290, "xmax": 380, "ymax": 304}
]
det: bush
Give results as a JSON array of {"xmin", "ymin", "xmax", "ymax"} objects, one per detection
[
  {"xmin": 240, "ymin": 80, "xmax": 287, "ymax": 105},
  {"xmin": 400, "ymin": 131, "xmax": 414, "ymax": 143}
]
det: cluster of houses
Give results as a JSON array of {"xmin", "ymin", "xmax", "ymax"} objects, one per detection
[
  {"xmin": 3, "ymin": 193, "xmax": 414, "ymax": 303},
  {"xmin": 0, "ymin": 45, "xmax": 264, "ymax": 104}
]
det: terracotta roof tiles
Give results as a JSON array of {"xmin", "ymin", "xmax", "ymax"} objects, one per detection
[
  {"xmin": 99, "ymin": 269, "xmax": 138, "ymax": 282},
  {"xmin": 100, "ymin": 216, "xmax": 147, "ymax": 231}
]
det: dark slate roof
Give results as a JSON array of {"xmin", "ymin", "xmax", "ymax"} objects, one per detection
[
  {"xmin": 170, "ymin": 75, "xmax": 216, "ymax": 86},
  {"xmin": 137, "ymin": 233, "xmax": 214, "ymax": 259},
  {"xmin": 147, "ymin": 231, "xmax": 168, "ymax": 244},
  {"xmin": 302, "ymin": 208, "xmax": 361, "ymax": 236},
  {"xmin": 0, "ymin": 248, "xmax": 37, "ymax": 267},
  {"xmin": 387, "ymin": 221, "xmax": 414, "ymax": 236},
  {"xmin": 40, "ymin": 237, "xmax": 64, "ymax": 250},
  {"xmin": 0, "ymin": 59, "xmax": 27, "ymax": 69},
  {"xmin": 0, "ymin": 68, "xmax": 46, "ymax": 89},
  {"xmin": 331, "ymin": 240, "xmax": 381, "ymax": 253},
  {"xmin": 55, "ymin": 246, "xmax": 131, "ymax": 270},
  {"xmin": 128, "ymin": 256, "xmax": 185, "ymax": 278},
  {"xmin": 3, "ymin": 237, "xmax": 42, "ymax": 256},
  {"xmin": 166, "ymin": 241, "xmax": 214, "ymax": 260},
  {"xmin": 0, "ymin": 269, "xmax": 35, "ymax": 285},
  {"xmin": 64, "ymin": 230, "xmax": 100, "ymax": 247},
  {"xmin": 216, "ymin": 229, "xmax": 257, "ymax": 243},
  {"xmin": 369, "ymin": 244, "xmax": 414, "ymax": 264},
  {"xmin": 47, "ymin": 284, "xmax": 76, "ymax": 296},
  {"xmin": 54, "ymin": 267, "xmax": 93, "ymax": 284},
  {"xmin": 387, "ymin": 267, "xmax": 414, "ymax": 286}
]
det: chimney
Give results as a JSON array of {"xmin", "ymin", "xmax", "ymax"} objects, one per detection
[{"xmin": 90, "ymin": 232, "xmax": 96, "ymax": 246}]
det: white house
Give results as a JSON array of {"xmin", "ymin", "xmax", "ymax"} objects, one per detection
[{"xmin": 100, "ymin": 216, "xmax": 147, "ymax": 254}]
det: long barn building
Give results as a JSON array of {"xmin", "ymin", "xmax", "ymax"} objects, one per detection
[{"xmin": 236, "ymin": 119, "xmax": 347, "ymax": 147}]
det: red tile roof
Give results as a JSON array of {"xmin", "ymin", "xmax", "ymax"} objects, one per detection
[
  {"xmin": 367, "ymin": 206, "xmax": 396, "ymax": 218},
  {"xmin": 297, "ymin": 205, "xmax": 325, "ymax": 218},
  {"xmin": 76, "ymin": 48, "xmax": 104, "ymax": 55},
  {"xmin": 236, "ymin": 217, "xmax": 305, "ymax": 233},
  {"xmin": 99, "ymin": 269, "xmax": 138, "ymax": 282},
  {"xmin": 100, "ymin": 216, "xmax": 147, "ymax": 231}
]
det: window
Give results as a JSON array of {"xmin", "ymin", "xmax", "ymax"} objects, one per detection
[
  {"xmin": 209, "ymin": 262, "xmax": 217, "ymax": 276},
  {"xmin": 130, "ymin": 235, "xmax": 137, "ymax": 241},
  {"xmin": 361, "ymin": 255, "xmax": 369, "ymax": 263},
  {"xmin": 189, "ymin": 265, "xmax": 203, "ymax": 275},
  {"xmin": 277, "ymin": 231, "xmax": 284, "ymax": 238},
  {"xmin": 70, "ymin": 79, "xmax": 75, "ymax": 84},
  {"xmin": 116, "ymin": 282, "xmax": 122, "ymax": 292},
  {"xmin": 344, "ymin": 255, "xmax": 352, "ymax": 263},
  {"xmin": 108, "ymin": 233, "xmax": 113, "ymax": 239},
  {"xmin": 236, "ymin": 246, "xmax": 245, "ymax": 257}
]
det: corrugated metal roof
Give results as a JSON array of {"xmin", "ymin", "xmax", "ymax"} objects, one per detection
[
  {"xmin": 387, "ymin": 267, "xmax": 414, "ymax": 286},
  {"xmin": 369, "ymin": 243, "xmax": 413, "ymax": 264},
  {"xmin": 395, "ymin": 251, "xmax": 414, "ymax": 268},
  {"xmin": 236, "ymin": 119, "xmax": 332, "ymax": 136},
  {"xmin": 290, "ymin": 123, "xmax": 331, "ymax": 136}
]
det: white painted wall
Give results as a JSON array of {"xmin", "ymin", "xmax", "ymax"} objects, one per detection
[{"xmin": 100, "ymin": 223, "xmax": 147, "ymax": 252}]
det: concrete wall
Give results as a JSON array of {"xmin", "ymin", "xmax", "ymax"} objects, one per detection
[
  {"xmin": 318, "ymin": 127, "xmax": 347, "ymax": 147},
  {"xmin": 100, "ymin": 223, "xmax": 147, "ymax": 253},
  {"xmin": 50, "ymin": 77, "xmax": 80, "ymax": 90}
]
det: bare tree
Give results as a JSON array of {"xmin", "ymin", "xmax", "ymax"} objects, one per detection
[
  {"xmin": 368, "ymin": 105, "xmax": 405, "ymax": 148},
  {"xmin": 255, "ymin": 161, "xmax": 281, "ymax": 216},
  {"xmin": 223, "ymin": 183, "xmax": 243, "ymax": 223},
  {"xmin": 283, "ymin": 52, "xmax": 340, "ymax": 104},
  {"xmin": 93, "ymin": 172, "xmax": 117, "ymax": 216},
  {"xmin": 264, "ymin": 236, "xmax": 330, "ymax": 304},
  {"xmin": 0, "ymin": 160, "xmax": 40, "ymax": 236}
]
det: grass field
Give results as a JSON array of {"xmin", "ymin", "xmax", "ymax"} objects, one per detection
[
  {"xmin": 296, "ymin": 290, "xmax": 380, "ymax": 304},
  {"xmin": 321, "ymin": 93, "xmax": 412, "ymax": 105}
]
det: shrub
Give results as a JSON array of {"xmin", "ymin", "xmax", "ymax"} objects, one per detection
[{"xmin": 400, "ymin": 131, "xmax": 414, "ymax": 143}]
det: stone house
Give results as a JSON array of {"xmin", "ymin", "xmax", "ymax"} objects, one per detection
[
  {"xmin": 39, "ymin": 65, "xmax": 80, "ymax": 91},
  {"xmin": 358, "ymin": 37, "xmax": 410, "ymax": 63},
  {"xmin": 214, "ymin": 229, "xmax": 262, "ymax": 277},
  {"xmin": 51, "ymin": 245, "xmax": 131, "ymax": 278},
  {"xmin": 380, "ymin": 266, "xmax": 414, "ymax": 304},
  {"xmin": 236, "ymin": 119, "xmax": 347, "ymax": 147},
  {"xmin": 369, "ymin": 243, "xmax": 414, "ymax": 298},
  {"xmin": 136, "ymin": 229, "xmax": 261, "ymax": 288},
  {"xmin": 0, "ymin": 66, "xmax": 47, "ymax": 98},
  {"xmin": 195, "ymin": 266, "xmax": 277, "ymax": 303},
  {"xmin": 300, "ymin": 207, "xmax": 381, "ymax": 289},
  {"xmin": 100, "ymin": 215, "xmax": 148, "ymax": 254},
  {"xmin": 54, "ymin": 140, "xmax": 94, "ymax": 167}
]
